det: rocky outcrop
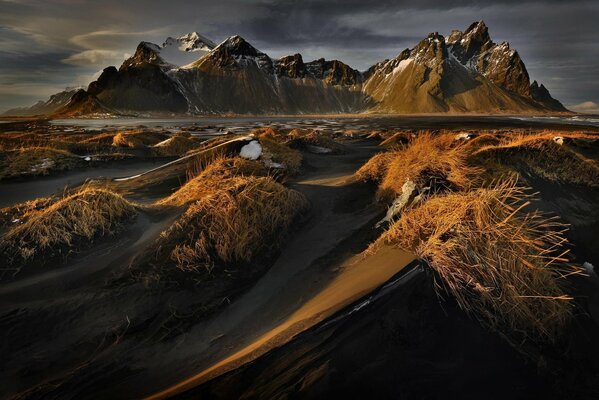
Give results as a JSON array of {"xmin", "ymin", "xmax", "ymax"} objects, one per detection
[
  {"xmin": 275, "ymin": 54, "xmax": 308, "ymax": 79},
  {"xmin": 305, "ymin": 58, "xmax": 363, "ymax": 86},
  {"xmin": 85, "ymin": 44, "xmax": 189, "ymax": 113},
  {"xmin": 530, "ymin": 80, "xmax": 567, "ymax": 111},
  {"xmin": 52, "ymin": 89, "xmax": 112, "ymax": 117},
  {"xmin": 446, "ymin": 21, "xmax": 531, "ymax": 97}
]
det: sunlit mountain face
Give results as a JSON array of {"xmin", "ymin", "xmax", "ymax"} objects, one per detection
[{"xmin": 1, "ymin": 2, "xmax": 599, "ymax": 400}]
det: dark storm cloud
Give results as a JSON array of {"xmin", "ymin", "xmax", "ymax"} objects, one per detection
[{"xmin": 1, "ymin": 0, "xmax": 598, "ymax": 110}]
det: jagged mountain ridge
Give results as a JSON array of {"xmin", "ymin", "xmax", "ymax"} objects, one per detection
[
  {"xmin": 2, "ymin": 88, "xmax": 81, "ymax": 117},
  {"xmin": 3, "ymin": 22, "xmax": 567, "ymax": 116},
  {"xmin": 84, "ymin": 35, "xmax": 367, "ymax": 114},
  {"xmin": 363, "ymin": 21, "xmax": 566, "ymax": 113}
]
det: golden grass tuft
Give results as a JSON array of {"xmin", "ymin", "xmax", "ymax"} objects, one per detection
[
  {"xmin": 355, "ymin": 150, "xmax": 400, "ymax": 183},
  {"xmin": 112, "ymin": 130, "xmax": 169, "ymax": 149},
  {"xmin": 160, "ymin": 176, "xmax": 308, "ymax": 273},
  {"xmin": 0, "ymin": 188, "xmax": 136, "ymax": 275},
  {"xmin": 0, "ymin": 196, "xmax": 57, "ymax": 230},
  {"xmin": 288, "ymin": 129, "xmax": 346, "ymax": 154},
  {"xmin": 250, "ymin": 127, "xmax": 284, "ymax": 139},
  {"xmin": 379, "ymin": 130, "xmax": 415, "ymax": 148},
  {"xmin": 81, "ymin": 131, "xmax": 117, "ymax": 144},
  {"xmin": 376, "ymin": 132, "xmax": 480, "ymax": 201},
  {"xmin": 373, "ymin": 179, "xmax": 580, "ymax": 342},
  {"xmin": 259, "ymin": 137, "xmax": 303, "ymax": 175},
  {"xmin": 152, "ymin": 135, "xmax": 203, "ymax": 157},
  {"xmin": 160, "ymin": 157, "xmax": 267, "ymax": 207}
]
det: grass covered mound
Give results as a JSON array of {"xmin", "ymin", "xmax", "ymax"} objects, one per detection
[
  {"xmin": 355, "ymin": 150, "xmax": 399, "ymax": 183},
  {"xmin": 0, "ymin": 188, "xmax": 136, "ymax": 277},
  {"xmin": 358, "ymin": 132, "xmax": 480, "ymax": 201},
  {"xmin": 0, "ymin": 147, "xmax": 80, "ymax": 179},
  {"xmin": 471, "ymin": 132, "xmax": 599, "ymax": 187},
  {"xmin": 287, "ymin": 129, "xmax": 346, "ymax": 154},
  {"xmin": 158, "ymin": 176, "xmax": 308, "ymax": 275},
  {"xmin": 152, "ymin": 135, "xmax": 203, "ymax": 157},
  {"xmin": 372, "ymin": 179, "xmax": 580, "ymax": 342},
  {"xmin": 112, "ymin": 130, "xmax": 169, "ymax": 149},
  {"xmin": 0, "ymin": 196, "xmax": 57, "ymax": 230},
  {"xmin": 160, "ymin": 157, "xmax": 268, "ymax": 206},
  {"xmin": 259, "ymin": 137, "xmax": 303, "ymax": 175}
]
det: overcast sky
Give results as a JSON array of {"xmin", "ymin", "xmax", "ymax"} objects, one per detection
[{"xmin": 1, "ymin": 0, "xmax": 598, "ymax": 112}]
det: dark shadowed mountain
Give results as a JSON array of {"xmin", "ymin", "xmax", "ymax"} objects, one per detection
[{"xmin": 3, "ymin": 21, "xmax": 568, "ymax": 117}]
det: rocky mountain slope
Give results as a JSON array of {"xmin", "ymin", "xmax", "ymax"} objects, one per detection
[
  {"xmin": 363, "ymin": 21, "xmax": 566, "ymax": 113},
  {"xmin": 2, "ymin": 88, "xmax": 81, "ymax": 116},
  {"xmin": 3, "ymin": 22, "xmax": 568, "ymax": 116}
]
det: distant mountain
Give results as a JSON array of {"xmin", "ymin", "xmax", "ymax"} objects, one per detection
[
  {"xmin": 2, "ymin": 88, "xmax": 81, "ymax": 116},
  {"xmin": 4, "ymin": 23, "xmax": 568, "ymax": 117}
]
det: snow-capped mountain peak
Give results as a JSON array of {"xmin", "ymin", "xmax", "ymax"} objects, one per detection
[
  {"xmin": 157, "ymin": 32, "xmax": 216, "ymax": 67},
  {"xmin": 163, "ymin": 32, "xmax": 216, "ymax": 53}
]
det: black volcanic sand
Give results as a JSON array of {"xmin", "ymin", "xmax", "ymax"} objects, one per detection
[
  {"xmin": 184, "ymin": 178, "xmax": 599, "ymax": 400},
  {"xmin": 0, "ymin": 136, "xmax": 409, "ymax": 399},
  {"xmin": 188, "ymin": 266, "xmax": 599, "ymax": 400},
  {"xmin": 0, "ymin": 159, "xmax": 164, "ymax": 207}
]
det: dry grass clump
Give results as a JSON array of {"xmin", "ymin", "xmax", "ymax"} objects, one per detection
[
  {"xmin": 355, "ymin": 150, "xmax": 400, "ymax": 183},
  {"xmin": 259, "ymin": 137, "xmax": 303, "ymax": 175},
  {"xmin": 152, "ymin": 135, "xmax": 203, "ymax": 157},
  {"xmin": 288, "ymin": 129, "xmax": 346, "ymax": 154},
  {"xmin": 380, "ymin": 131, "xmax": 415, "ymax": 148},
  {"xmin": 375, "ymin": 132, "xmax": 480, "ymax": 201},
  {"xmin": 159, "ymin": 177, "xmax": 308, "ymax": 273},
  {"xmin": 81, "ymin": 131, "xmax": 117, "ymax": 144},
  {"xmin": 160, "ymin": 157, "xmax": 267, "ymax": 206},
  {"xmin": 373, "ymin": 179, "xmax": 580, "ymax": 342},
  {"xmin": 0, "ymin": 188, "xmax": 136, "ymax": 276},
  {"xmin": 0, "ymin": 196, "xmax": 57, "ymax": 230},
  {"xmin": 250, "ymin": 127, "xmax": 284, "ymax": 139},
  {"xmin": 460, "ymin": 132, "xmax": 502, "ymax": 152},
  {"xmin": 472, "ymin": 132, "xmax": 599, "ymax": 187},
  {"xmin": 189, "ymin": 134, "xmax": 247, "ymax": 155},
  {"xmin": 0, "ymin": 147, "xmax": 80, "ymax": 179},
  {"xmin": 112, "ymin": 130, "xmax": 169, "ymax": 149},
  {"xmin": 0, "ymin": 133, "xmax": 49, "ymax": 151}
]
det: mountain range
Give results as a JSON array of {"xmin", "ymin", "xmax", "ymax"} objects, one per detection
[{"xmin": 4, "ymin": 21, "xmax": 567, "ymax": 117}]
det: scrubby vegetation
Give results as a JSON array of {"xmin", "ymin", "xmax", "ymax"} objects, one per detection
[
  {"xmin": 161, "ymin": 156, "xmax": 268, "ymax": 206},
  {"xmin": 288, "ymin": 129, "xmax": 346, "ymax": 154},
  {"xmin": 0, "ymin": 147, "xmax": 80, "ymax": 179},
  {"xmin": 0, "ymin": 188, "xmax": 136, "ymax": 276},
  {"xmin": 357, "ymin": 132, "xmax": 480, "ymax": 201},
  {"xmin": 471, "ymin": 131, "xmax": 599, "ymax": 187},
  {"xmin": 0, "ymin": 196, "xmax": 57, "ymax": 230},
  {"xmin": 359, "ymin": 129, "xmax": 598, "ymax": 343},
  {"xmin": 158, "ymin": 176, "xmax": 308, "ymax": 274},
  {"xmin": 371, "ymin": 179, "xmax": 579, "ymax": 342},
  {"xmin": 112, "ymin": 130, "xmax": 169, "ymax": 149},
  {"xmin": 151, "ymin": 135, "xmax": 203, "ymax": 157}
]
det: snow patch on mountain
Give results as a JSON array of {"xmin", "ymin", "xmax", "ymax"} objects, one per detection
[{"xmin": 159, "ymin": 32, "xmax": 216, "ymax": 67}]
